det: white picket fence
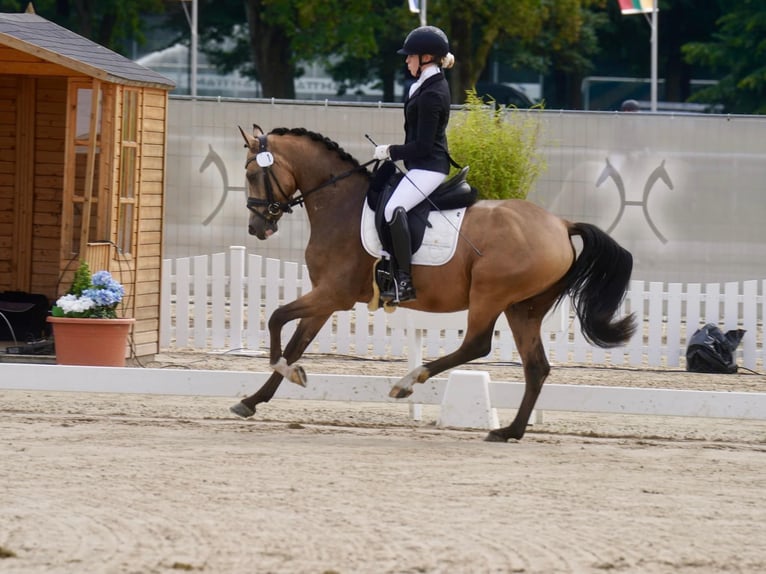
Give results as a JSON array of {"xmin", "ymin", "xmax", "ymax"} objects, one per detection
[{"xmin": 160, "ymin": 246, "xmax": 765, "ymax": 371}]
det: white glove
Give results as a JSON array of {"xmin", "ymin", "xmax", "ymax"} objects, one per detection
[{"xmin": 373, "ymin": 145, "xmax": 390, "ymax": 161}]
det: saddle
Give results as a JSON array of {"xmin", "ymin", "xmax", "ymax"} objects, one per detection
[
  {"xmin": 365, "ymin": 162, "xmax": 477, "ymax": 310},
  {"xmin": 366, "ymin": 161, "xmax": 477, "ymax": 256}
]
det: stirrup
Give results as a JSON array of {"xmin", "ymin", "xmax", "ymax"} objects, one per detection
[{"xmin": 382, "ymin": 279, "xmax": 416, "ymax": 303}]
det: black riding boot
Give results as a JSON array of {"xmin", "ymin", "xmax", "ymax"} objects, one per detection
[{"xmin": 381, "ymin": 207, "xmax": 416, "ymax": 303}]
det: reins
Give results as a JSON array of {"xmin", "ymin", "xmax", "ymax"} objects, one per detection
[{"xmin": 245, "ymin": 133, "xmax": 375, "ymax": 221}]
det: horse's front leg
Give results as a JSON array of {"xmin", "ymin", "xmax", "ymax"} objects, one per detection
[
  {"xmin": 230, "ymin": 294, "xmax": 334, "ymax": 418},
  {"xmin": 266, "ymin": 293, "xmax": 337, "ymax": 385},
  {"xmin": 268, "ymin": 310, "xmax": 334, "ymax": 387}
]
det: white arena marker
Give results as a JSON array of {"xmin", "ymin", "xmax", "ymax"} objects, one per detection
[{"xmin": 438, "ymin": 370, "xmax": 499, "ymax": 430}]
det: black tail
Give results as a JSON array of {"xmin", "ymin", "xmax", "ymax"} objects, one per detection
[{"xmin": 558, "ymin": 222, "xmax": 637, "ymax": 348}]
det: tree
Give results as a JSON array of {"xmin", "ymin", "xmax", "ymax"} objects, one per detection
[
  {"xmin": 426, "ymin": 0, "xmax": 606, "ymax": 106},
  {"xmin": 244, "ymin": 0, "xmax": 296, "ymax": 98},
  {"xmin": 170, "ymin": 0, "xmax": 606, "ymax": 105},
  {"xmin": 683, "ymin": 0, "xmax": 766, "ymax": 114},
  {"xmin": 322, "ymin": 0, "xmax": 413, "ymax": 102},
  {"xmin": 593, "ymin": 0, "xmax": 721, "ymax": 109},
  {"xmin": 170, "ymin": 0, "xmax": 384, "ymax": 99},
  {"xmin": 3, "ymin": 0, "xmax": 165, "ymax": 55},
  {"xmin": 661, "ymin": 0, "xmax": 721, "ymax": 103},
  {"xmin": 524, "ymin": 0, "xmax": 608, "ymax": 109}
]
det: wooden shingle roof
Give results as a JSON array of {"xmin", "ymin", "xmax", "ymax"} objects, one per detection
[{"xmin": 0, "ymin": 12, "xmax": 175, "ymax": 89}]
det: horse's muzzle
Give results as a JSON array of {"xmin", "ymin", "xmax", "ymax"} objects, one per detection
[{"xmin": 249, "ymin": 217, "xmax": 278, "ymax": 240}]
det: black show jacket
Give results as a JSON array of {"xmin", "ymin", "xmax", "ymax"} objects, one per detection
[{"xmin": 388, "ymin": 71, "xmax": 451, "ymax": 174}]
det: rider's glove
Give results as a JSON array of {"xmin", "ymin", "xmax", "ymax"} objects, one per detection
[{"xmin": 373, "ymin": 145, "xmax": 390, "ymax": 161}]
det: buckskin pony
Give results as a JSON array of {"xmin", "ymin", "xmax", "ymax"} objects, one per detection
[{"xmin": 230, "ymin": 124, "xmax": 636, "ymax": 442}]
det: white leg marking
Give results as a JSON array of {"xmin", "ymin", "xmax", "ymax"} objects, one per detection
[
  {"xmin": 270, "ymin": 356, "xmax": 307, "ymax": 387},
  {"xmin": 389, "ymin": 366, "xmax": 429, "ymax": 398}
]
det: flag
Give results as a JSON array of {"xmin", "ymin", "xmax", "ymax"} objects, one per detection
[
  {"xmin": 618, "ymin": 0, "xmax": 655, "ymax": 15},
  {"xmin": 408, "ymin": 0, "xmax": 420, "ymax": 13}
]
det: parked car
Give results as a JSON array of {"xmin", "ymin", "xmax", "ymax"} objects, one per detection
[{"xmin": 474, "ymin": 82, "xmax": 537, "ymax": 108}]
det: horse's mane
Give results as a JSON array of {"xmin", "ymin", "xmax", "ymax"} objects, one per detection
[{"xmin": 269, "ymin": 127, "xmax": 361, "ymax": 168}]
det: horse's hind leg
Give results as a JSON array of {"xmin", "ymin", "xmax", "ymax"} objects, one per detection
[
  {"xmin": 389, "ymin": 310, "xmax": 498, "ymax": 398},
  {"xmin": 485, "ymin": 300, "xmax": 553, "ymax": 442}
]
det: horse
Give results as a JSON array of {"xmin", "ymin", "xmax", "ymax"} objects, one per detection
[{"xmin": 230, "ymin": 124, "xmax": 636, "ymax": 442}]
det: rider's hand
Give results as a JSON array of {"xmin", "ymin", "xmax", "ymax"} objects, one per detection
[{"xmin": 373, "ymin": 145, "xmax": 390, "ymax": 161}]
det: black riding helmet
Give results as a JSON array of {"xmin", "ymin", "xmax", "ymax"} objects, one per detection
[{"xmin": 397, "ymin": 26, "xmax": 449, "ymax": 57}]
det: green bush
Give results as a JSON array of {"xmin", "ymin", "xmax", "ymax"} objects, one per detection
[
  {"xmin": 68, "ymin": 260, "xmax": 92, "ymax": 296},
  {"xmin": 447, "ymin": 89, "xmax": 545, "ymax": 200}
]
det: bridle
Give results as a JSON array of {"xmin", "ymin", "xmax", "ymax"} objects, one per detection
[{"xmin": 245, "ymin": 133, "xmax": 375, "ymax": 222}]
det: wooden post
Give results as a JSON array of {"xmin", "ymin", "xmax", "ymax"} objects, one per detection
[{"xmin": 12, "ymin": 77, "xmax": 35, "ymax": 290}]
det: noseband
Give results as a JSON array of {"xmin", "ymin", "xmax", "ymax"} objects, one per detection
[{"xmin": 245, "ymin": 133, "xmax": 376, "ymax": 222}]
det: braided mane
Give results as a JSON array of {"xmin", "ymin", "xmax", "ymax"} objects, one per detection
[{"xmin": 269, "ymin": 127, "xmax": 360, "ymax": 168}]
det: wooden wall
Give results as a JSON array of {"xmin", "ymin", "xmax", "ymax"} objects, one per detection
[
  {"xmin": 0, "ymin": 75, "xmax": 65, "ymax": 298},
  {"xmin": 32, "ymin": 78, "xmax": 66, "ymax": 297},
  {"xmin": 105, "ymin": 86, "xmax": 166, "ymax": 357},
  {"xmin": 132, "ymin": 88, "xmax": 167, "ymax": 357},
  {"xmin": 0, "ymin": 76, "xmax": 15, "ymax": 292}
]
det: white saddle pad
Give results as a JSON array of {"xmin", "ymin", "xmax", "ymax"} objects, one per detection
[{"xmin": 360, "ymin": 201, "xmax": 466, "ymax": 266}]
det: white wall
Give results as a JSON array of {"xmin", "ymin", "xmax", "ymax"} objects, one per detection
[{"xmin": 164, "ymin": 98, "xmax": 766, "ymax": 284}]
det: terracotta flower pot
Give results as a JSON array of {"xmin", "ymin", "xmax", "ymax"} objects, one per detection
[{"xmin": 47, "ymin": 317, "xmax": 135, "ymax": 367}]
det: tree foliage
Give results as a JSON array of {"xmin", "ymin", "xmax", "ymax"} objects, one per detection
[
  {"xmin": 4, "ymin": 0, "xmax": 735, "ymax": 111},
  {"xmin": 683, "ymin": 0, "xmax": 766, "ymax": 114},
  {"xmin": 594, "ymin": 0, "xmax": 722, "ymax": 108},
  {"xmin": 3, "ymin": 0, "xmax": 164, "ymax": 54},
  {"xmin": 158, "ymin": 0, "xmax": 608, "ymax": 104}
]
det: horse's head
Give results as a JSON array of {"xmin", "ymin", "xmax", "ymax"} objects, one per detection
[{"xmin": 239, "ymin": 124, "xmax": 298, "ymax": 239}]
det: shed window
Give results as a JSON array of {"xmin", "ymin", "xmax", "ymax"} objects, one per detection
[
  {"xmin": 118, "ymin": 90, "xmax": 139, "ymax": 255},
  {"xmin": 69, "ymin": 84, "xmax": 103, "ymax": 256}
]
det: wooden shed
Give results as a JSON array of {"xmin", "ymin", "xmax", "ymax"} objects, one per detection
[{"xmin": 0, "ymin": 12, "xmax": 175, "ymax": 358}]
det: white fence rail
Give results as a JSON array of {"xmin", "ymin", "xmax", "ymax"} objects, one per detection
[
  {"xmin": 160, "ymin": 246, "xmax": 765, "ymax": 371},
  {"xmin": 3, "ymin": 364, "xmax": 766, "ymax": 425}
]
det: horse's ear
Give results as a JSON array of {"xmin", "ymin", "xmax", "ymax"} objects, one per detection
[{"xmin": 238, "ymin": 125, "xmax": 257, "ymax": 150}]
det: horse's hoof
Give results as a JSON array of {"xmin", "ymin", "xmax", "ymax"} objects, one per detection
[
  {"xmin": 389, "ymin": 385, "xmax": 413, "ymax": 399},
  {"xmin": 484, "ymin": 430, "xmax": 508, "ymax": 443},
  {"xmin": 289, "ymin": 365, "xmax": 307, "ymax": 387},
  {"xmin": 230, "ymin": 402, "xmax": 255, "ymax": 419}
]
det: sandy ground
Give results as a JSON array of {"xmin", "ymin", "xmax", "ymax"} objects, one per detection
[{"xmin": 1, "ymin": 352, "xmax": 766, "ymax": 574}]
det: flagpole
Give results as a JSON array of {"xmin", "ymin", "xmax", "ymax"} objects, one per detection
[
  {"xmin": 650, "ymin": 1, "xmax": 657, "ymax": 111},
  {"xmin": 179, "ymin": 0, "xmax": 198, "ymax": 98},
  {"xmin": 420, "ymin": 0, "xmax": 426, "ymax": 26}
]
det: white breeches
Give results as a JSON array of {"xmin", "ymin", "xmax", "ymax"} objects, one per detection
[{"xmin": 384, "ymin": 169, "xmax": 447, "ymax": 222}]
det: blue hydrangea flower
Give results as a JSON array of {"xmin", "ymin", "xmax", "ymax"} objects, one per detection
[{"xmin": 53, "ymin": 269, "xmax": 126, "ymax": 319}]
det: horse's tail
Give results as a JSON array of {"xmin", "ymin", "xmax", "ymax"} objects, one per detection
[{"xmin": 558, "ymin": 222, "xmax": 637, "ymax": 348}]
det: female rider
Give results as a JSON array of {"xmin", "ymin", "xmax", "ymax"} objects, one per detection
[{"xmin": 373, "ymin": 25, "xmax": 455, "ymax": 303}]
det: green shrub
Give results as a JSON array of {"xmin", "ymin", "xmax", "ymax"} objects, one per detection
[
  {"xmin": 68, "ymin": 260, "xmax": 92, "ymax": 296},
  {"xmin": 447, "ymin": 89, "xmax": 545, "ymax": 200}
]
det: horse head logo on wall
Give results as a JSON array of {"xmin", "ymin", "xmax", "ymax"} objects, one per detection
[
  {"xmin": 596, "ymin": 158, "xmax": 674, "ymax": 244},
  {"xmin": 198, "ymin": 144, "xmax": 247, "ymax": 226}
]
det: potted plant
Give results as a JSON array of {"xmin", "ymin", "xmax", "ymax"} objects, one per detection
[{"xmin": 47, "ymin": 261, "xmax": 134, "ymax": 366}]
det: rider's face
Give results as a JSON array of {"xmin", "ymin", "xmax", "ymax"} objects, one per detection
[
  {"xmin": 405, "ymin": 54, "xmax": 420, "ymax": 77},
  {"xmin": 406, "ymin": 53, "xmax": 435, "ymax": 78}
]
